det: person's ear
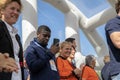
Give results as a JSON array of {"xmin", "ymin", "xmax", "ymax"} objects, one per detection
[
  {"xmin": 59, "ymin": 49, "xmax": 62, "ymax": 53},
  {"xmin": 37, "ymin": 33, "xmax": 40, "ymax": 38},
  {"xmin": 0, "ymin": 9, "xmax": 4, "ymax": 18}
]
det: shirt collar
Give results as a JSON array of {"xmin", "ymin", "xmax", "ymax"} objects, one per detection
[{"xmin": 3, "ymin": 20, "xmax": 18, "ymax": 34}]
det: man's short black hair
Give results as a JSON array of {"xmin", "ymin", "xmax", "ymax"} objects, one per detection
[
  {"xmin": 65, "ymin": 38, "xmax": 75, "ymax": 43},
  {"xmin": 37, "ymin": 25, "xmax": 51, "ymax": 34}
]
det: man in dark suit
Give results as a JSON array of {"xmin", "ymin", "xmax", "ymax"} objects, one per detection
[{"xmin": 0, "ymin": 0, "xmax": 24, "ymax": 80}]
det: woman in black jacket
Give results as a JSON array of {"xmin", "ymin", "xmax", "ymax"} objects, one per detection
[{"xmin": 0, "ymin": 0, "xmax": 24, "ymax": 80}]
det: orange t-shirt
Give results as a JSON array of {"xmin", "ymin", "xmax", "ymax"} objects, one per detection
[
  {"xmin": 81, "ymin": 66, "xmax": 99, "ymax": 80},
  {"xmin": 56, "ymin": 56, "xmax": 77, "ymax": 80}
]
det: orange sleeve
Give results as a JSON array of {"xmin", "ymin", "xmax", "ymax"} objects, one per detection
[
  {"xmin": 81, "ymin": 66, "xmax": 99, "ymax": 80},
  {"xmin": 56, "ymin": 57, "xmax": 73, "ymax": 78},
  {"xmin": 82, "ymin": 67, "xmax": 89, "ymax": 79}
]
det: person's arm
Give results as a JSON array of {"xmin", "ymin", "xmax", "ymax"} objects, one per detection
[
  {"xmin": 25, "ymin": 46, "xmax": 54, "ymax": 73},
  {"xmin": 81, "ymin": 66, "xmax": 88, "ymax": 80},
  {"xmin": 110, "ymin": 32, "xmax": 120, "ymax": 49},
  {"xmin": 106, "ymin": 22, "xmax": 120, "ymax": 49}
]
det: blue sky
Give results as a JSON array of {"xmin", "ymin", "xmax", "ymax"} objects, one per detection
[{"xmin": 14, "ymin": 0, "xmax": 111, "ymax": 56}]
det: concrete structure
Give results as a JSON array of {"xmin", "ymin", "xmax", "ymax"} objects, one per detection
[{"xmin": 21, "ymin": 0, "xmax": 117, "ymax": 69}]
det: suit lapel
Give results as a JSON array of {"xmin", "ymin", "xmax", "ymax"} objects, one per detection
[
  {"xmin": 15, "ymin": 34, "xmax": 23, "ymax": 58},
  {"xmin": 0, "ymin": 20, "xmax": 13, "ymax": 50},
  {"xmin": 4, "ymin": 25, "xmax": 13, "ymax": 50}
]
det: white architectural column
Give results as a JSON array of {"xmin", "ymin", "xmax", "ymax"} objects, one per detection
[
  {"xmin": 65, "ymin": 10, "xmax": 80, "ymax": 52},
  {"xmin": 44, "ymin": 0, "xmax": 81, "ymax": 51},
  {"xmin": 21, "ymin": 0, "xmax": 38, "ymax": 50},
  {"xmin": 44, "ymin": 0, "xmax": 70, "ymax": 13}
]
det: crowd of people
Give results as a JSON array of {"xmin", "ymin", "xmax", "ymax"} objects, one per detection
[{"xmin": 0, "ymin": 0, "xmax": 120, "ymax": 80}]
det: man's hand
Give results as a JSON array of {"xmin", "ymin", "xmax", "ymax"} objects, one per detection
[{"xmin": 50, "ymin": 44, "xmax": 60, "ymax": 54}]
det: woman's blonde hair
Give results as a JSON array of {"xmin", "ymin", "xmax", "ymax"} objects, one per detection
[{"xmin": 60, "ymin": 41, "xmax": 72, "ymax": 50}]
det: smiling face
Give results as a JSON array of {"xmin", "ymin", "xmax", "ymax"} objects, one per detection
[
  {"xmin": 60, "ymin": 42, "xmax": 72, "ymax": 59},
  {"xmin": 1, "ymin": 1, "xmax": 21, "ymax": 26}
]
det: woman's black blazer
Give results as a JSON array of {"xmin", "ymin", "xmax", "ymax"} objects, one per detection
[{"xmin": 0, "ymin": 20, "xmax": 24, "ymax": 80}]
